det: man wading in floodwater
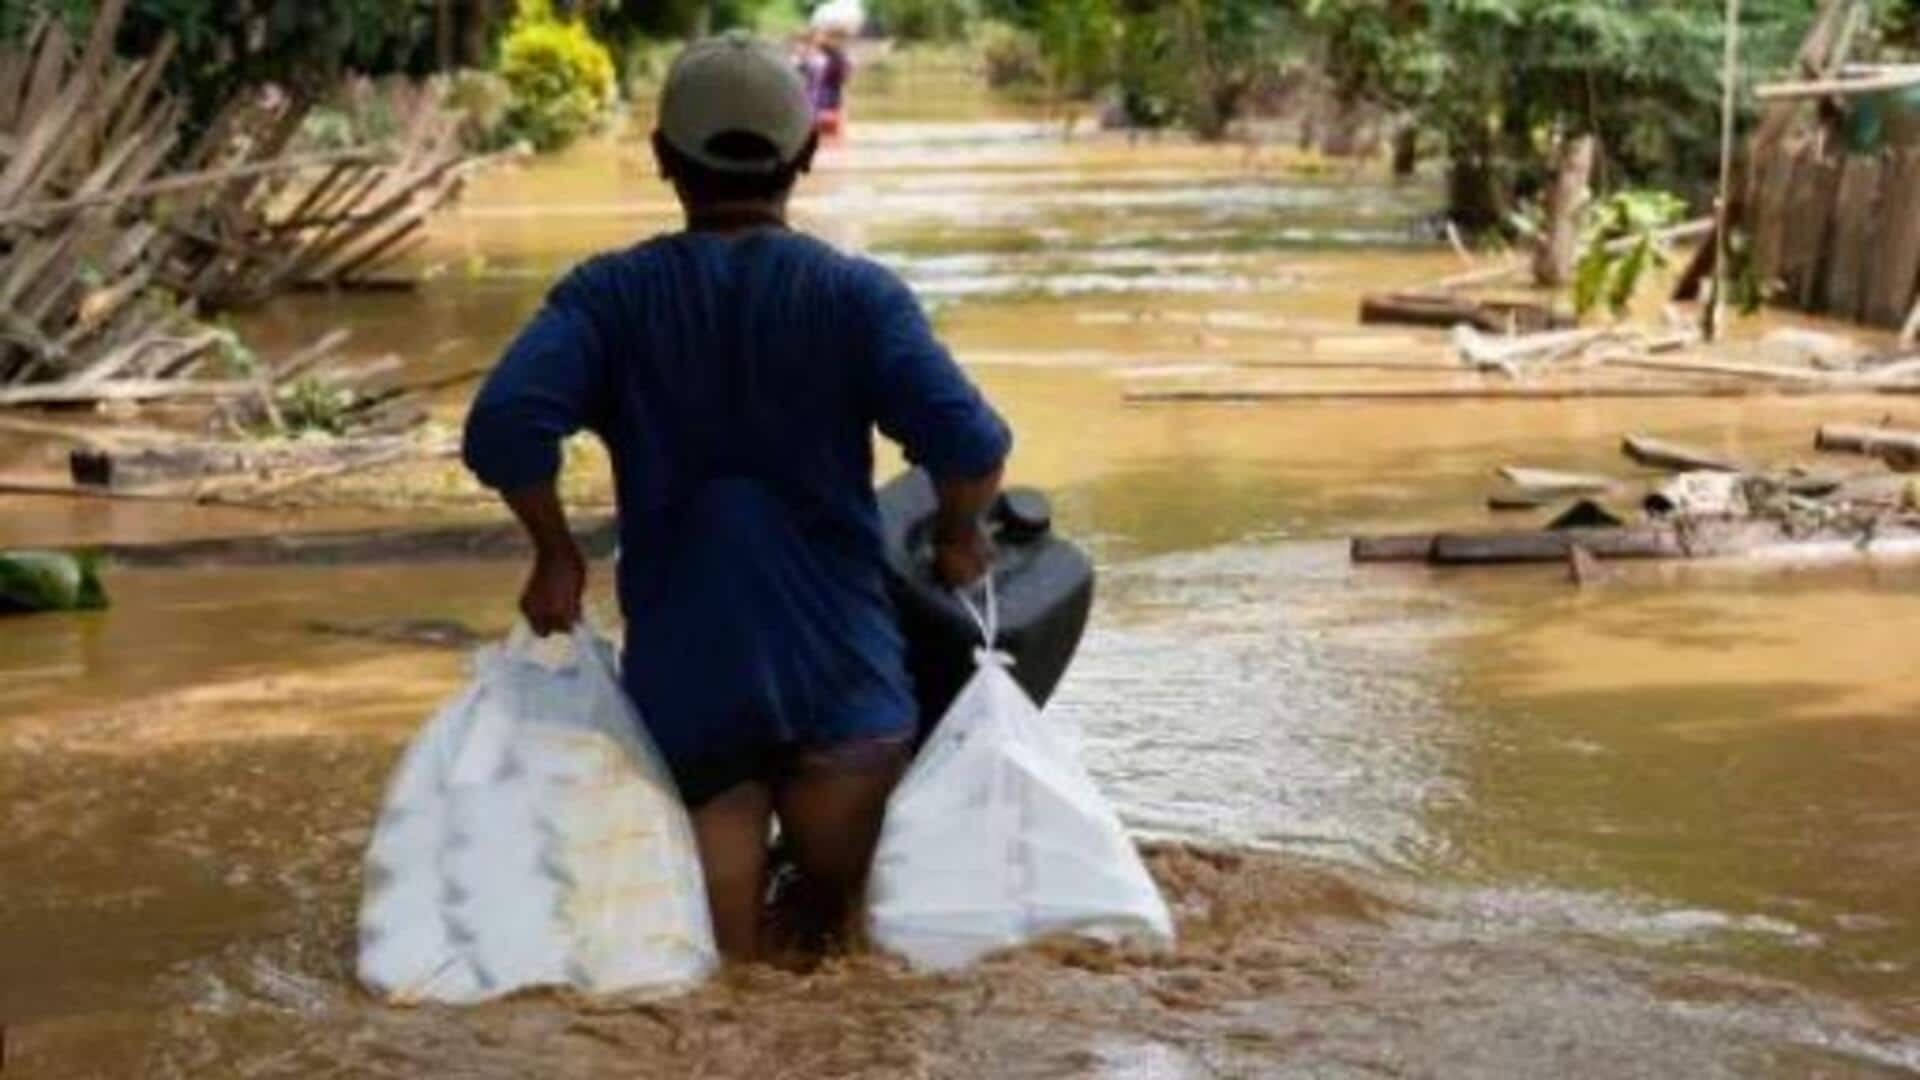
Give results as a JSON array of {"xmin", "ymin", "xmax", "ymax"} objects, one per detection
[{"xmin": 462, "ymin": 31, "xmax": 1011, "ymax": 963}]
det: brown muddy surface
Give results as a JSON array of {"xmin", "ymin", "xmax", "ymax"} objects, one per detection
[{"xmin": 5, "ymin": 71, "xmax": 1920, "ymax": 1077}]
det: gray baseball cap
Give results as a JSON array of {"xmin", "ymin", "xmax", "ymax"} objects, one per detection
[{"xmin": 657, "ymin": 30, "xmax": 814, "ymax": 175}]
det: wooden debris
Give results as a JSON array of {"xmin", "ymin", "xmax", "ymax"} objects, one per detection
[
  {"xmin": 1354, "ymin": 413, "xmax": 1920, "ymax": 572},
  {"xmin": 1350, "ymin": 533, "xmax": 1437, "ymax": 564},
  {"xmin": 1566, "ymin": 543, "xmax": 1603, "ymax": 586},
  {"xmin": 1496, "ymin": 466, "xmax": 1617, "ymax": 497},
  {"xmin": 1129, "ymin": 384, "xmax": 1793, "ymax": 405},
  {"xmin": 1597, "ymin": 352, "xmax": 1863, "ymax": 386},
  {"xmin": 1359, "ymin": 292, "xmax": 1573, "ymax": 335},
  {"xmin": 69, "ymin": 436, "xmax": 419, "ymax": 491},
  {"xmin": 1621, "ymin": 435, "xmax": 1743, "ymax": 473},
  {"xmin": 0, "ymin": 10, "xmax": 468, "ymax": 411},
  {"xmin": 1815, "ymin": 423, "xmax": 1920, "ymax": 470},
  {"xmin": 1487, "ymin": 491, "xmax": 1554, "ymax": 512},
  {"xmin": 1431, "ymin": 522, "xmax": 1784, "ymax": 565},
  {"xmin": 102, "ymin": 516, "xmax": 622, "ymax": 570},
  {"xmin": 1452, "ymin": 325, "xmax": 1611, "ymax": 375}
]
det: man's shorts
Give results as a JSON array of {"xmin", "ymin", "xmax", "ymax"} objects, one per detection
[{"xmin": 669, "ymin": 729, "xmax": 914, "ymax": 809}]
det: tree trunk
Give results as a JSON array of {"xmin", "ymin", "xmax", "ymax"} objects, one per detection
[
  {"xmin": 1447, "ymin": 156, "xmax": 1505, "ymax": 232},
  {"xmin": 1391, "ymin": 124, "xmax": 1419, "ymax": 179},
  {"xmin": 458, "ymin": 0, "xmax": 497, "ymax": 68},
  {"xmin": 1533, "ymin": 134, "xmax": 1596, "ymax": 287},
  {"xmin": 435, "ymin": 0, "xmax": 456, "ymax": 73}
]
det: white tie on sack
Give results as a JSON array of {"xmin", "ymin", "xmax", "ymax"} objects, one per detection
[
  {"xmin": 866, "ymin": 575, "xmax": 1174, "ymax": 971},
  {"xmin": 356, "ymin": 621, "xmax": 718, "ymax": 1005}
]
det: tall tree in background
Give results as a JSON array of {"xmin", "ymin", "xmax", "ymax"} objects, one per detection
[{"xmin": 1309, "ymin": 0, "xmax": 1822, "ymax": 229}]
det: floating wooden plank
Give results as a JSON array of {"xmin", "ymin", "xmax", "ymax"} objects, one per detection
[
  {"xmin": 1598, "ymin": 352, "xmax": 1851, "ymax": 384},
  {"xmin": 1621, "ymin": 435, "xmax": 1743, "ymax": 473},
  {"xmin": 1496, "ymin": 466, "xmax": 1617, "ymax": 497},
  {"xmin": 1350, "ymin": 533, "xmax": 1438, "ymax": 564},
  {"xmin": 1815, "ymin": 423, "xmax": 1920, "ymax": 468},
  {"xmin": 1359, "ymin": 292, "xmax": 1573, "ymax": 334},
  {"xmin": 1430, "ymin": 522, "xmax": 1784, "ymax": 565}
]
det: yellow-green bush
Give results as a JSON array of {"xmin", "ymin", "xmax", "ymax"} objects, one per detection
[{"xmin": 499, "ymin": 9, "xmax": 616, "ymax": 152}]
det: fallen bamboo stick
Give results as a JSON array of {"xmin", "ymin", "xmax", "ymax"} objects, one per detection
[
  {"xmin": 0, "ymin": 378, "xmax": 256, "ymax": 406},
  {"xmin": 1127, "ymin": 384, "xmax": 1776, "ymax": 404},
  {"xmin": 1598, "ymin": 353, "xmax": 1858, "ymax": 384},
  {"xmin": 0, "ymin": 148, "xmax": 386, "ymax": 226}
]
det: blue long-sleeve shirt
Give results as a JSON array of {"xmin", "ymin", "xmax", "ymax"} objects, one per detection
[{"xmin": 463, "ymin": 230, "xmax": 1011, "ymax": 779}]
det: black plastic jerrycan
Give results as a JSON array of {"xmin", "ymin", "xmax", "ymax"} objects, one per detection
[{"xmin": 877, "ymin": 469, "xmax": 1095, "ymax": 733}]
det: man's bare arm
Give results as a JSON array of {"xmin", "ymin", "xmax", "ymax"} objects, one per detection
[
  {"xmin": 932, "ymin": 466, "xmax": 1003, "ymax": 588},
  {"xmin": 503, "ymin": 483, "xmax": 587, "ymax": 635}
]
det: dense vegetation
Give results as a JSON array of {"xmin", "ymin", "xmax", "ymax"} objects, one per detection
[{"xmin": 6, "ymin": 0, "xmax": 1911, "ymax": 219}]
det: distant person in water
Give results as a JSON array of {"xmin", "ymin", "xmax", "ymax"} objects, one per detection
[
  {"xmin": 798, "ymin": 26, "xmax": 853, "ymax": 138},
  {"xmin": 462, "ymin": 31, "xmax": 1010, "ymax": 963}
]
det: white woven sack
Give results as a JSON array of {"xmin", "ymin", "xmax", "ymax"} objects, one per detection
[
  {"xmin": 867, "ymin": 582, "xmax": 1174, "ymax": 971},
  {"xmin": 357, "ymin": 623, "xmax": 718, "ymax": 1004}
]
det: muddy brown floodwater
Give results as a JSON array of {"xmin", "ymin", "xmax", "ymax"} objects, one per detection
[{"xmin": 4, "ymin": 73, "xmax": 1920, "ymax": 1077}]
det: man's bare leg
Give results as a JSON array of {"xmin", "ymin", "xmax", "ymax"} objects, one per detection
[
  {"xmin": 773, "ymin": 738, "xmax": 912, "ymax": 950},
  {"xmin": 690, "ymin": 781, "xmax": 775, "ymax": 963}
]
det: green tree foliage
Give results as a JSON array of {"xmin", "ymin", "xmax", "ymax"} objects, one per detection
[
  {"xmin": 1307, "ymin": 0, "xmax": 1823, "ymax": 228},
  {"xmin": 988, "ymin": 0, "xmax": 1297, "ymax": 135},
  {"xmin": 2, "ymin": 0, "xmax": 451, "ymax": 120},
  {"xmin": 870, "ymin": 0, "xmax": 980, "ymax": 41}
]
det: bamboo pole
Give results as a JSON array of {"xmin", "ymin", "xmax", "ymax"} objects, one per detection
[
  {"xmin": 1755, "ymin": 68, "xmax": 1920, "ymax": 101},
  {"xmin": 1705, "ymin": 0, "xmax": 1743, "ymax": 343}
]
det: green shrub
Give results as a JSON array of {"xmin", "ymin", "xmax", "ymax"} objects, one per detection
[
  {"xmin": 498, "ymin": 11, "xmax": 616, "ymax": 152},
  {"xmin": 1573, "ymin": 189, "xmax": 1689, "ymax": 319}
]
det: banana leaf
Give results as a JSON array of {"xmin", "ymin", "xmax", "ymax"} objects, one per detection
[{"xmin": 0, "ymin": 551, "xmax": 109, "ymax": 614}]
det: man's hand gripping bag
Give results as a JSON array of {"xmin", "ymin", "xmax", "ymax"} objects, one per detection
[
  {"xmin": 356, "ymin": 624, "xmax": 718, "ymax": 1003},
  {"xmin": 866, "ymin": 581, "xmax": 1174, "ymax": 970}
]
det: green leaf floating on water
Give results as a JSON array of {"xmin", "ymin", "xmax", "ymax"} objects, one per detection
[{"xmin": 0, "ymin": 551, "xmax": 109, "ymax": 614}]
